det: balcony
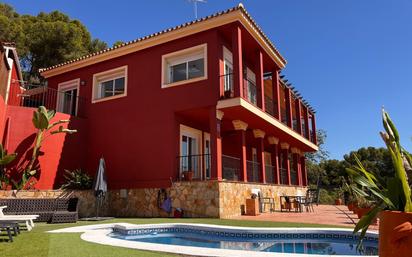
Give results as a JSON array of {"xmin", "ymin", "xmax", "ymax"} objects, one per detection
[
  {"xmin": 177, "ymin": 154, "xmax": 211, "ymax": 180},
  {"xmin": 8, "ymin": 85, "xmax": 87, "ymax": 117}
]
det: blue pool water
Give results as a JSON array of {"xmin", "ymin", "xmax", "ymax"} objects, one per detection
[{"xmin": 110, "ymin": 230, "xmax": 378, "ymax": 256}]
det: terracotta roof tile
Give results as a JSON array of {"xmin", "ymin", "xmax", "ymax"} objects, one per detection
[{"xmin": 39, "ymin": 4, "xmax": 286, "ymax": 73}]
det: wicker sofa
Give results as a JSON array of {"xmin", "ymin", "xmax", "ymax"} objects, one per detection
[{"xmin": 0, "ymin": 198, "xmax": 79, "ymax": 223}]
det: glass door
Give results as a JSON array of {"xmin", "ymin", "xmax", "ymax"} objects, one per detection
[
  {"xmin": 57, "ymin": 81, "xmax": 79, "ymax": 116},
  {"xmin": 180, "ymin": 125, "xmax": 202, "ymax": 179},
  {"xmin": 246, "ymin": 68, "xmax": 257, "ymax": 104}
]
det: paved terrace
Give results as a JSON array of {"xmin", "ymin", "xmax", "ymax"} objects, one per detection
[{"xmin": 233, "ymin": 205, "xmax": 379, "ymax": 231}]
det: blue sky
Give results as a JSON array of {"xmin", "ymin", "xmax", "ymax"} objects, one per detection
[{"xmin": 5, "ymin": 0, "xmax": 412, "ymax": 159}]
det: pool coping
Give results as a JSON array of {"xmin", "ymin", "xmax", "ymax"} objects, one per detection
[{"xmin": 49, "ymin": 223, "xmax": 379, "ymax": 257}]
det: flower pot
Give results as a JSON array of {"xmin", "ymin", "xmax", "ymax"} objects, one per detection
[
  {"xmin": 348, "ymin": 202, "xmax": 354, "ymax": 211},
  {"xmin": 379, "ymin": 210, "xmax": 412, "ymax": 257},
  {"xmin": 335, "ymin": 199, "xmax": 342, "ymax": 205},
  {"xmin": 357, "ymin": 207, "xmax": 371, "ymax": 219},
  {"xmin": 224, "ymin": 90, "xmax": 233, "ymax": 98},
  {"xmin": 184, "ymin": 171, "xmax": 194, "ymax": 181},
  {"xmin": 357, "ymin": 207, "xmax": 377, "ymax": 224}
]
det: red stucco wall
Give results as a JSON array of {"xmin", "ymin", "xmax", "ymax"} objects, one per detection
[
  {"xmin": 46, "ymin": 29, "xmax": 222, "ymax": 189},
  {"xmin": 4, "ymin": 106, "xmax": 87, "ymax": 189}
]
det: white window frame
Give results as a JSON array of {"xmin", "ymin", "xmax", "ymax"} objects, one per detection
[
  {"xmin": 223, "ymin": 46, "xmax": 233, "ymax": 92},
  {"xmin": 92, "ymin": 65, "xmax": 128, "ymax": 103},
  {"xmin": 57, "ymin": 78, "xmax": 80, "ymax": 116},
  {"xmin": 161, "ymin": 44, "xmax": 208, "ymax": 88}
]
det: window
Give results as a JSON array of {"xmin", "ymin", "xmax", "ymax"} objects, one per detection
[
  {"xmin": 223, "ymin": 47, "xmax": 233, "ymax": 93},
  {"xmin": 92, "ymin": 66, "xmax": 127, "ymax": 103},
  {"xmin": 57, "ymin": 78, "xmax": 80, "ymax": 116},
  {"xmin": 162, "ymin": 44, "xmax": 207, "ymax": 88}
]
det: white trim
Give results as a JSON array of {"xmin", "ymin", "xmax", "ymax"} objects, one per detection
[
  {"xmin": 223, "ymin": 46, "xmax": 233, "ymax": 65},
  {"xmin": 179, "ymin": 124, "xmax": 203, "ymax": 179},
  {"xmin": 57, "ymin": 78, "xmax": 80, "ymax": 116},
  {"xmin": 161, "ymin": 44, "xmax": 208, "ymax": 88},
  {"xmin": 92, "ymin": 65, "xmax": 128, "ymax": 103},
  {"xmin": 4, "ymin": 53, "xmax": 13, "ymax": 104},
  {"xmin": 217, "ymin": 97, "xmax": 318, "ymax": 151},
  {"xmin": 49, "ymin": 223, "xmax": 378, "ymax": 257}
]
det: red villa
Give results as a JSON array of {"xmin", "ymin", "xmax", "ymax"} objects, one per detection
[{"xmin": 0, "ymin": 4, "xmax": 318, "ymax": 218}]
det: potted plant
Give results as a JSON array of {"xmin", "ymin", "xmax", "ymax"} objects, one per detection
[
  {"xmin": 335, "ymin": 186, "xmax": 344, "ymax": 205},
  {"xmin": 183, "ymin": 170, "xmax": 194, "ymax": 181},
  {"xmin": 347, "ymin": 109, "xmax": 412, "ymax": 256}
]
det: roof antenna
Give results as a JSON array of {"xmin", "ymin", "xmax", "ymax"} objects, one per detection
[{"xmin": 188, "ymin": 0, "xmax": 207, "ymax": 19}]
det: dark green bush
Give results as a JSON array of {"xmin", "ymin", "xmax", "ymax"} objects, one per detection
[{"xmin": 61, "ymin": 169, "xmax": 93, "ymax": 190}]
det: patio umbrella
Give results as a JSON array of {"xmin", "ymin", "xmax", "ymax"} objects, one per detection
[{"xmin": 93, "ymin": 157, "xmax": 107, "ymax": 218}]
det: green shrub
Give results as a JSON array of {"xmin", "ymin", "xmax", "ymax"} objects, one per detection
[
  {"xmin": 318, "ymin": 188, "xmax": 338, "ymax": 204},
  {"xmin": 61, "ymin": 169, "xmax": 92, "ymax": 190}
]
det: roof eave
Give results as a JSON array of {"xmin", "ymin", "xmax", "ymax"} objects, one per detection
[{"xmin": 40, "ymin": 7, "xmax": 286, "ymax": 78}]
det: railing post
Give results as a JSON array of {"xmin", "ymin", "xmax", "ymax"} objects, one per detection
[
  {"xmin": 280, "ymin": 142, "xmax": 291, "ymax": 185},
  {"xmin": 232, "ymin": 25, "xmax": 243, "ymax": 98},
  {"xmin": 253, "ymin": 129, "xmax": 266, "ymax": 183},
  {"xmin": 232, "ymin": 120, "xmax": 248, "ymax": 182}
]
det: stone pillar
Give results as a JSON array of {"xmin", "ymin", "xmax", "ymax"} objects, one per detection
[
  {"xmin": 285, "ymin": 87, "xmax": 293, "ymax": 128},
  {"xmin": 301, "ymin": 155, "xmax": 307, "ymax": 186},
  {"xmin": 280, "ymin": 142, "xmax": 291, "ymax": 185},
  {"xmin": 295, "ymin": 99, "xmax": 303, "ymax": 135},
  {"xmin": 257, "ymin": 50, "xmax": 265, "ymax": 111},
  {"xmin": 268, "ymin": 136, "xmax": 280, "ymax": 184},
  {"xmin": 210, "ymin": 108, "xmax": 223, "ymax": 180},
  {"xmin": 253, "ymin": 129, "xmax": 266, "ymax": 183},
  {"xmin": 272, "ymin": 69, "xmax": 281, "ymax": 120},
  {"xmin": 232, "ymin": 25, "xmax": 243, "ymax": 98},
  {"xmin": 232, "ymin": 120, "xmax": 248, "ymax": 182}
]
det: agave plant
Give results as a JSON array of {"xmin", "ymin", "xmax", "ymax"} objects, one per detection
[
  {"xmin": 12, "ymin": 106, "xmax": 77, "ymax": 189},
  {"xmin": 347, "ymin": 109, "xmax": 412, "ymax": 243},
  {"xmin": 61, "ymin": 169, "xmax": 93, "ymax": 190}
]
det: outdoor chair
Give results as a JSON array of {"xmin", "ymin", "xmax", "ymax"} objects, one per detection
[
  {"xmin": 0, "ymin": 221, "xmax": 20, "ymax": 242},
  {"xmin": 257, "ymin": 192, "xmax": 275, "ymax": 213},
  {"xmin": 298, "ymin": 189, "xmax": 318, "ymax": 212},
  {"xmin": 0, "ymin": 198, "xmax": 79, "ymax": 224}
]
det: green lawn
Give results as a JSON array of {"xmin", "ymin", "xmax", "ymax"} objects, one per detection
[{"xmin": 0, "ymin": 218, "xmax": 343, "ymax": 257}]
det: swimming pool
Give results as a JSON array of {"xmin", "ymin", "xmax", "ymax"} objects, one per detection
[{"xmin": 108, "ymin": 224, "xmax": 378, "ymax": 256}]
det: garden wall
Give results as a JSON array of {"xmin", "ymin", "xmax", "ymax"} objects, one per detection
[
  {"xmin": 0, "ymin": 182, "xmax": 305, "ymax": 218},
  {"xmin": 3, "ymin": 106, "xmax": 88, "ymax": 189}
]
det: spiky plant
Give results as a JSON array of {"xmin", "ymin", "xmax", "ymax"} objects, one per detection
[
  {"xmin": 13, "ymin": 106, "xmax": 77, "ymax": 189},
  {"xmin": 347, "ymin": 109, "xmax": 412, "ymax": 244}
]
